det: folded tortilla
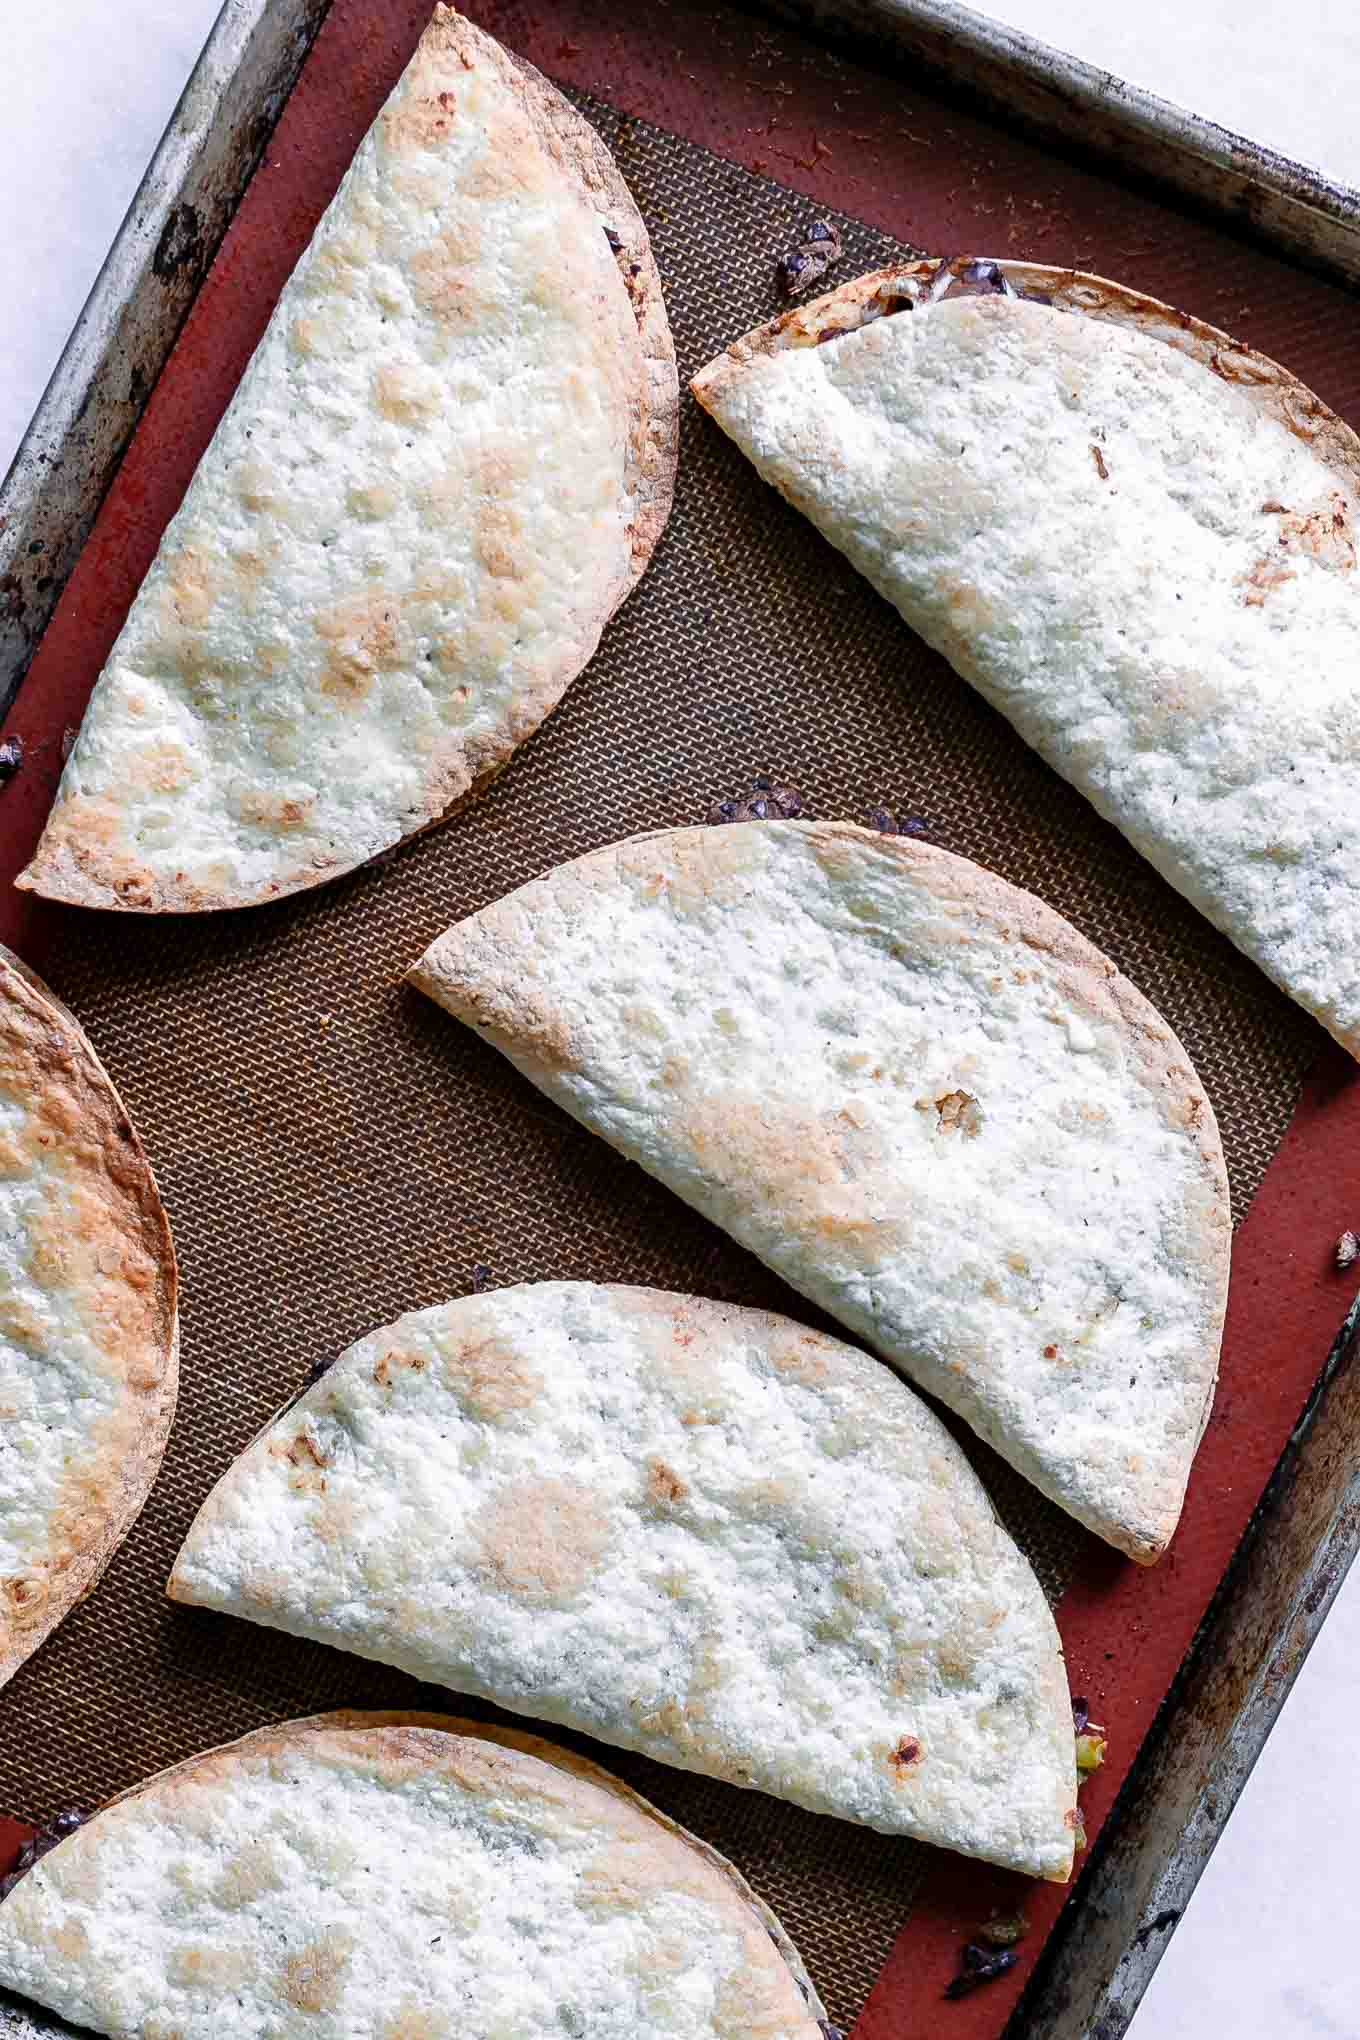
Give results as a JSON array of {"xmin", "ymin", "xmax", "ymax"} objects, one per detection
[
  {"xmin": 0, "ymin": 946, "xmax": 177, "ymax": 1688},
  {"xmin": 692, "ymin": 257, "xmax": 1360, "ymax": 1056},
  {"xmin": 410, "ymin": 823, "xmax": 1230, "ymax": 1561},
  {"xmin": 169, "ymin": 1280, "xmax": 1078, "ymax": 1879},
  {"xmin": 0, "ymin": 1711, "xmax": 825, "ymax": 2038},
  {"xmin": 18, "ymin": 6, "xmax": 676, "ymax": 913}
]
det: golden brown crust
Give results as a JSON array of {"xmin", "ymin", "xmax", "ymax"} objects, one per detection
[
  {"xmin": 0, "ymin": 945, "xmax": 178, "ymax": 1686},
  {"xmin": 691, "ymin": 256, "xmax": 1360, "ymax": 490},
  {"xmin": 89, "ymin": 1710, "xmax": 824, "ymax": 2021},
  {"xmin": 17, "ymin": 8, "xmax": 677, "ymax": 916},
  {"xmin": 506, "ymin": 44, "xmax": 678, "ymax": 586}
]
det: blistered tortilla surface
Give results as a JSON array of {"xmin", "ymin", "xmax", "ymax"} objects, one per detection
[
  {"xmin": 0, "ymin": 1715, "xmax": 821, "ymax": 2038},
  {"xmin": 19, "ymin": 6, "xmax": 675, "ymax": 912},
  {"xmin": 694, "ymin": 273, "xmax": 1360, "ymax": 1054},
  {"xmin": 170, "ymin": 1282, "xmax": 1077, "ymax": 1879},
  {"xmin": 411, "ymin": 823, "xmax": 1229, "ymax": 1562},
  {"xmin": 0, "ymin": 947, "xmax": 177, "ymax": 1688}
]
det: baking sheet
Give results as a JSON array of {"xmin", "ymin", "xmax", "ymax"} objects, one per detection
[{"xmin": 2, "ymin": 2, "xmax": 1359, "ymax": 2034}]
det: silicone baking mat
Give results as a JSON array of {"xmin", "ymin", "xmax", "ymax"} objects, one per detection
[{"xmin": 2, "ymin": 2, "xmax": 1359, "ymax": 2032}]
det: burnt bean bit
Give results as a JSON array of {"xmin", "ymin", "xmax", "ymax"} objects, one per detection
[
  {"xmin": 963, "ymin": 259, "xmax": 1002, "ymax": 286},
  {"xmin": 869, "ymin": 808, "xmax": 929, "ymax": 838},
  {"xmin": 944, "ymin": 1946, "xmax": 1017, "ymax": 1998},
  {"xmin": 777, "ymin": 252, "xmax": 812, "ymax": 295},
  {"xmin": 0, "ymin": 1809, "xmax": 87, "ymax": 1903},
  {"xmin": 940, "ymin": 263, "xmax": 1012, "ymax": 302},
  {"xmin": 778, "ymin": 219, "xmax": 844, "ymax": 300},
  {"xmin": 1072, "ymin": 1696, "xmax": 1090, "ymax": 1734},
  {"xmin": 602, "ymin": 224, "xmax": 623, "ymax": 252},
  {"xmin": 708, "ymin": 783, "xmax": 803, "ymax": 825}
]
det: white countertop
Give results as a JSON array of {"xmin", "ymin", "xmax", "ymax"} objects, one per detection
[
  {"xmin": 981, "ymin": 0, "xmax": 1360, "ymax": 186},
  {"xmin": 2, "ymin": 5, "xmax": 1358, "ymax": 2036}
]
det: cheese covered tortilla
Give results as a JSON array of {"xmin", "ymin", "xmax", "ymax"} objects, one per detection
[
  {"xmin": 169, "ymin": 1282, "xmax": 1078, "ymax": 1879},
  {"xmin": 410, "ymin": 823, "xmax": 1230, "ymax": 1561},
  {"xmin": 692, "ymin": 256, "xmax": 1360, "ymax": 1055},
  {"xmin": 18, "ymin": 6, "xmax": 676, "ymax": 912},
  {"xmin": 0, "ymin": 1712, "xmax": 824, "ymax": 2038},
  {"xmin": 0, "ymin": 946, "xmax": 177, "ymax": 1689}
]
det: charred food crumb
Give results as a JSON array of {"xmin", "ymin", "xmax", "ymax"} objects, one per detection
[
  {"xmin": 0, "ymin": 736, "xmax": 22, "ymax": 785},
  {"xmin": 944, "ymin": 1944, "xmax": 1018, "ymax": 1999},
  {"xmin": 1336, "ymin": 1229, "xmax": 1359, "ymax": 1270},
  {"xmin": 0, "ymin": 1809, "xmax": 86, "ymax": 1903},
  {"xmin": 935, "ymin": 1089, "xmax": 982, "ymax": 1138},
  {"xmin": 706, "ymin": 778, "xmax": 804, "ymax": 825},
  {"xmin": 978, "ymin": 1911, "xmax": 1030, "ymax": 1949},
  {"xmin": 868, "ymin": 807, "xmax": 930, "ymax": 838},
  {"xmin": 777, "ymin": 219, "xmax": 844, "ymax": 298},
  {"xmin": 1076, "ymin": 1730, "xmax": 1107, "ymax": 1773},
  {"xmin": 1073, "ymin": 1696, "xmax": 1108, "ymax": 1773},
  {"xmin": 890, "ymin": 1734, "xmax": 922, "ymax": 1768},
  {"xmin": 472, "ymin": 1264, "xmax": 496, "ymax": 1293}
]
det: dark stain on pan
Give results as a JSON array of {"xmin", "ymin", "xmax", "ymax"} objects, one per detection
[
  {"xmin": 152, "ymin": 202, "xmax": 205, "ymax": 282},
  {"xmin": 1132, "ymin": 1906, "xmax": 1181, "ymax": 1950}
]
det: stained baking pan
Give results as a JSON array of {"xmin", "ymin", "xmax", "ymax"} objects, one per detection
[{"xmin": 1, "ymin": 5, "xmax": 1359, "ymax": 2039}]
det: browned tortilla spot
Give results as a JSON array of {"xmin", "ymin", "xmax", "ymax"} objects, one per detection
[
  {"xmin": 470, "ymin": 1476, "xmax": 610, "ymax": 1602},
  {"xmin": 315, "ymin": 592, "xmax": 407, "ymax": 702}
]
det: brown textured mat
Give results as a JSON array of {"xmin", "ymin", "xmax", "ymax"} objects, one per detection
[{"xmin": 0, "ymin": 94, "xmax": 1320, "ymax": 2031}]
